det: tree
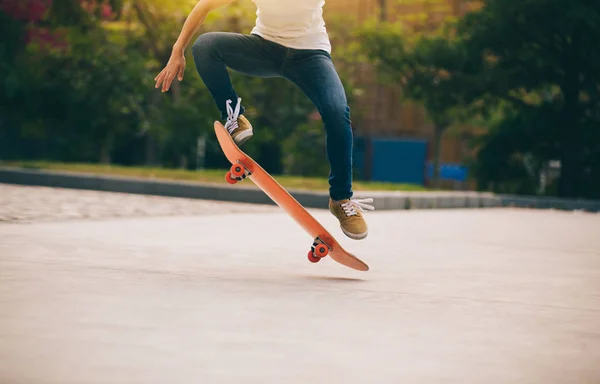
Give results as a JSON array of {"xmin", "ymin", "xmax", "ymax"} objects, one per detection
[
  {"xmin": 1, "ymin": 0, "xmax": 361, "ymax": 178},
  {"xmin": 0, "ymin": 0, "xmax": 151, "ymax": 163},
  {"xmin": 359, "ymin": 0, "xmax": 461, "ymax": 187},
  {"xmin": 361, "ymin": 0, "xmax": 600, "ymax": 198},
  {"xmin": 454, "ymin": 0, "xmax": 600, "ymax": 198}
]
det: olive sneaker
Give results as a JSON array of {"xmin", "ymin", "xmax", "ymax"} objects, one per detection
[
  {"xmin": 329, "ymin": 198, "xmax": 375, "ymax": 240},
  {"xmin": 224, "ymin": 97, "xmax": 253, "ymax": 146}
]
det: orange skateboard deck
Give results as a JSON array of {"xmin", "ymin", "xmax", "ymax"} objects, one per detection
[{"xmin": 214, "ymin": 121, "xmax": 369, "ymax": 271}]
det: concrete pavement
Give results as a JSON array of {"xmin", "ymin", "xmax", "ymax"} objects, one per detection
[
  {"xmin": 1, "ymin": 184, "xmax": 599, "ymax": 383},
  {"xmin": 0, "ymin": 183, "xmax": 279, "ymax": 223}
]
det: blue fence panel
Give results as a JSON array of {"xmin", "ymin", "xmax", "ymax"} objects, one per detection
[
  {"xmin": 352, "ymin": 136, "xmax": 367, "ymax": 181},
  {"xmin": 370, "ymin": 138, "xmax": 428, "ymax": 185},
  {"xmin": 426, "ymin": 162, "xmax": 469, "ymax": 182}
]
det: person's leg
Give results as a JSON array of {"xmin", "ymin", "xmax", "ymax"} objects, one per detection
[
  {"xmin": 192, "ymin": 32, "xmax": 283, "ymax": 118},
  {"xmin": 282, "ymin": 49, "xmax": 373, "ymax": 239},
  {"xmin": 282, "ymin": 49, "xmax": 353, "ymax": 200},
  {"xmin": 192, "ymin": 32, "xmax": 284, "ymax": 144}
]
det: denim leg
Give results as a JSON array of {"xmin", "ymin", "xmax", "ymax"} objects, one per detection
[
  {"xmin": 192, "ymin": 32, "xmax": 283, "ymax": 119},
  {"xmin": 282, "ymin": 51, "xmax": 354, "ymax": 201}
]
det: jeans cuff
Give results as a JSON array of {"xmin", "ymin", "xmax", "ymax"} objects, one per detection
[{"xmin": 330, "ymin": 189, "xmax": 353, "ymax": 201}]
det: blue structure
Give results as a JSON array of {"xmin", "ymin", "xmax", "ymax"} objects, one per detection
[
  {"xmin": 370, "ymin": 138, "xmax": 428, "ymax": 184},
  {"xmin": 425, "ymin": 162, "xmax": 469, "ymax": 182},
  {"xmin": 353, "ymin": 137, "xmax": 428, "ymax": 185},
  {"xmin": 353, "ymin": 136, "xmax": 469, "ymax": 185}
]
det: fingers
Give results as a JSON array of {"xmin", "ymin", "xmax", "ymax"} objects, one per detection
[
  {"xmin": 155, "ymin": 70, "xmax": 174, "ymax": 92},
  {"xmin": 177, "ymin": 64, "xmax": 185, "ymax": 81},
  {"xmin": 154, "ymin": 63, "xmax": 185, "ymax": 92},
  {"xmin": 163, "ymin": 72, "xmax": 175, "ymax": 92},
  {"xmin": 154, "ymin": 69, "xmax": 165, "ymax": 89},
  {"xmin": 154, "ymin": 68, "xmax": 164, "ymax": 82}
]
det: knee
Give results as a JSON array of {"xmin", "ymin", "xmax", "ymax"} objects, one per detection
[
  {"xmin": 321, "ymin": 103, "xmax": 351, "ymax": 125},
  {"xmin": 192, "ymin": 32, "xmax": 218, "ymax": 61}
]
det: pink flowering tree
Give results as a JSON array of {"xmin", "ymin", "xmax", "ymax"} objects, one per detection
[
  {"xmin": 0, "ymin": 0, "xmax": 151, "ymax": 164},
  {"xmin": 0, "ymin": 0, "xmax": 118, "ymax": 53}
]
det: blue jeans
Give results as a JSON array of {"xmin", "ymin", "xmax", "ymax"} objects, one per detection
[{"xmin": 192, "ymin": 32, "xmax": 353, "ymax": 201}]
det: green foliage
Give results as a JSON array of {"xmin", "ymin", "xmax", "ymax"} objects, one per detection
[
  {"xmin": 48, "ymin": 0, "xmax": 93, "ymax": 26},
  {"xmin": 0, "ymin": 14, "xmax": 151, "ymax": 162},
  {"xmin": 469, "ymin": 104, "xmax": 552, "ymax": 194},
  {"xmin": 282, "ymin": 120, "xmax": 328, "ymax": 177},
  {"xmin": 360, "ymin": 0, "xmax": 600, "ymax": 198},
  {"xmin": 1, "ymin": 0, "xmax": 344, "ymax": 176},
  {"xmin": 358, "ymin": 2, "xmax": 464, "ymax": 187},
  {"xmin": 456, "ymin": 0, "xmax": 600, "ymax": 198}
]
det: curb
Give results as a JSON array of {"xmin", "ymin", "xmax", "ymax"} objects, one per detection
[
  {"xmin": 499, "ymin": 194, "xmax": 600, "ymax": 212},
  {"xmin": 1, "ymin": 167, "xmax": 599, "ymax": 212},
  {"xmin": 0, "ymin": 167, "xmax": 327, "ymax": 208}
]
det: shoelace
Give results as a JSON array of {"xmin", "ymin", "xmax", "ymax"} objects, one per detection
[
  {"xmin": 224, "ymin": 97, "xmax": 242, "ymax": 134},
  {"xmin": 341, "ymin": 198, "xmax": 375, "ymax": 216}
]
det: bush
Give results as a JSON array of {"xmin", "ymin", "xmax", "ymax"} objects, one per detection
[{"xmin": 282, "ymin": 120, "xmax": 329, "ymax": 177}]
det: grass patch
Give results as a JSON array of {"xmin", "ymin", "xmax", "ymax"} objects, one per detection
[{"xmin": 0, "ymin": 160, "xmax": 429, "ymax": 192}]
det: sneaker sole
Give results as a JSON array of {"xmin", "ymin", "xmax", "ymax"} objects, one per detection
[
  {"xmin": 341, "ymin": 227, "xmax": 368, "ymax": 240},
  {"xmin": 233, "ymin": 130, "xmax": 253, "ymax": 146}
]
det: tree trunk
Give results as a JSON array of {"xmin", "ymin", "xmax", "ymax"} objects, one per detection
[
  {"xmin": 431, "ymin": 124, "xmax": 445, "ymax": 188},
  {"xmin": 557, "ymin": 114, "xmax": 583, "ymax": 198},
  {"xmin": 179, "ymin": 154, "xmax": 188, "ymax": 169},
  {"xmin": 99, "ymin": 134, "xmax": 113, "ymax": 164},
  {"xmin": 556, "ymin": 28, "xmax": 589, "ymax": 198},
  {"xmin": 557, "ymin": 53, "xmax": 583, "ymax": 198},
  {"xmin": 378, "ymin": 0, "xmax": 387, "ymax": 21},
  {"xmin": 145, "ymin": 135, "xmax": 156, "ymax": 165}
]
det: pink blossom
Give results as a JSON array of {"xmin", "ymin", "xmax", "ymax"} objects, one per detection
[
  {"xmin": 101, "ymin": 2, "xmax": 114, "ymax": 20},
  {"xmin": 28, "ymin": 0, "xmax": 51, "ymax": 22},
  {"xmin": 25, "ymin": 26, "xmax": 68, "ymax": 52},
  {"xmin": 0, "ymin": 0, "xmax": 52, "ymax": 22}
]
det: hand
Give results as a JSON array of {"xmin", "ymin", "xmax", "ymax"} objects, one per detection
[{"xmin": 154, "ymin": 49, "xmax": 186, "ymax": 92}]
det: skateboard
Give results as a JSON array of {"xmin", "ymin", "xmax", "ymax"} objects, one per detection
[{"xmin": 214, "ymin": 121, "xmax": 369, "ymax": 271}]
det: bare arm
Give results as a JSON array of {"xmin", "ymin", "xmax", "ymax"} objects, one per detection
[
  {"xmin": 155, "ymin": 0, "xmax": 236, "ymax": 92},
  {"xmin": 172, "ymin": 0, "xmax": 236, "ymax": 53}
]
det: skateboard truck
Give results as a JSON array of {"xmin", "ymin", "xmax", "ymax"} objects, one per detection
[
  {"xmin": 308, "ymin": 236, "xmax": 331, "ymax": 263},
  {"xmin": 225, "ymin": 161, "xmax": 252, "ymax": 184}
]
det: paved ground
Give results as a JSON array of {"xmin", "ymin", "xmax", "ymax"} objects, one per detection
[
  {"xmin": 1, "ymin": 183, "xmax": 599, "ymax": 383},
  {"xmin": 0, "ymin": 183, "xmax": 280, "ymax": 223}
]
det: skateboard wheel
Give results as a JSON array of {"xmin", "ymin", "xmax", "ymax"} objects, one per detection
[
  {"xmin": 225, "ymin": 171, "xmax": 238, "ymax": 184},
  {"xmin": 230, "ymin": 163, "xmax": 245, "ymax": 178},
  {"xmin": 314, "ymin": 244, "xmax": 329, "ymax": 258},
  {"xmin": 307, "ymin": 250, "xmax": 321, "ymax": 263}
]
